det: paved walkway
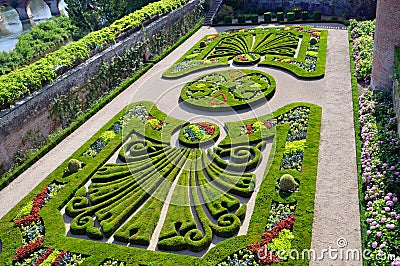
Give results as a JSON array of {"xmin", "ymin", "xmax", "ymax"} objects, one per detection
[{"xmin": 0, "ymin": 24, "xmax": 361, "ymax": 265}]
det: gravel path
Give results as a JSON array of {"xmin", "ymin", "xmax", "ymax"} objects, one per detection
[{"xmin": 0, "ymin": 24, "xmax": 361, "ymax": 264}]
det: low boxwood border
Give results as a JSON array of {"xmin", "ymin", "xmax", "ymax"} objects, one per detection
[
  {"xmin": 0, "ymin": 102, "xmax": 321, "ymax": 265},
  {"xmin": 0, "ymin": 20, "xmax": 203, "ymax": 192}
]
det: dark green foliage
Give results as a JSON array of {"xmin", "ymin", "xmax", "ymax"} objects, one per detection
[
  {"xmin": 287, "ymin": 12, "xmax": 295, "ymax": 22},
  {"xmin": 313, "ymin": 11, "xmax": 322, "ymax": 20},
  {"xmin": 248, "ymin": 14, "xmax": 258, "ymax": 24},
  {"xmin": 224, "ymin": 16, "xmax": 232, "ymax": 24},
  {"xmin": 237, "ymin": 15, "xmax": 246, "ymax": 23},
  {"xmin": 277, "ymin": 12, "xmax": 284, "ymax": 22},
  {"xmin": 67, "ymin": 159, "xmax": 81, "ymax": 173},
  {"xmin": 264, "ymin": 12, "xmax": 271, "ymax": 22},
  {"xmin": 302, "ymin": 11, "xmax": 308, "ymax": 20},
  {"xmin": 278, "ymin": 174, "xmax": 297, "ymax": 191},
  {"xmin": 65, "ymin": 0, "xmax": 159, "ymax": 37}
]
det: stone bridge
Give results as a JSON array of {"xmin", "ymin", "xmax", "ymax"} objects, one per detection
[{"xmin": 0, "ymin": 0, "xmax": 61, "ymax": 21}]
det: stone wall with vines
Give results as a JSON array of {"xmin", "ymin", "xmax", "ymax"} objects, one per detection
[{"xmin": 0, "ymin": 0, "xmax": 203, "ymax": 174}]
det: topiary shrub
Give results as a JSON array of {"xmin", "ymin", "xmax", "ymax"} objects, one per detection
[
  {"xmin": 68, "ymin": 159, "xmax": 81, "ymax": 173},
  {"xmin": 301, "ymin": 11, "xmax": 308, "ymax": 20},
  {"xmin": 264, "ymin": 12, "xmax": 271, "ymax": 22},
  {"xmin": 237, "ymin": 15, "xmax": 246, "ymax": 23},
  {"xmin": 287, "ymin": 12, "xmax": 295, "ymax": 22},
  {"xmin": 278, "ymin": 174, "xmax": 298, "ymax": 192},
  {"xmin": 224, "ymin": 16, "xmax": 232, "ymax": 24},
  {"xmin": 276, "ymin": 12, "xmax": 284, "ymax": 22},
  {"xmin": 313, "ymin": 11, "xmax": 321, "ymax": 20},
  {"xmin": 309, "ymin": 37, "xmax": 318, "ymax": 45}
]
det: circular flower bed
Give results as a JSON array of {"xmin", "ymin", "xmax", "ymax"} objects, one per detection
[
  {"xmin": 233, "ymin": 53, "xmax": 261, "ymax": 65},
  {"xmin": 181, "ymin": 69, "xmax": 276, "ymax": 111},
  {"xmin": 179, "ymin": 122, "xmax": 220, "ymax": 147}
]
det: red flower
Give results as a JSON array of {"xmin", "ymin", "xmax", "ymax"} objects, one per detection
[
  {"xmin": 31, "ymin": 187, "xmax": 48, "ymax": 215},
  {"xmin": 14, "ymin": 236, "xmax": 44, "ymax": 261},
  {"xmin": 51, "ymin": 250, "xmax": 67, "ymax": 266},
  {"xmin": 263, "ymin": 120, "xmax": 273, "ymax": 129},
  {"xmin": 34, "ymin": 248, "xmax": 54, "ymax": 266},
  {"xmin": 198, "ymin": 124, "xmax": 215, "ymax": 135},
  {"xmin": 14, "ymin": 213, "xmax": 41, "ymax": 227},
  {"xmin": 209, "ymin": 93, "xmax": 227, "ymax": 105},
  {"xmin": 246, "ymin": 124, "xmax": 253, "ymax": 134}
]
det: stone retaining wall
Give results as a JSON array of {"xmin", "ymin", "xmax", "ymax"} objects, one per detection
[{"xmin": 0, "ymin": 0, "xmax": 200, "ymax": 172}]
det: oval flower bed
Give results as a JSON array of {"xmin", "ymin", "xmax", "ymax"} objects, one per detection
[
  {"xmin": 181, "ymin": 69, "xmax": 276, "ymax": 111},
  {"xmin": 179, "ymin": 122, "xmax": 220, "ymax": 147},
  {"xmin": 233, "ymin": 53, "xmax": 261, "ymax": 65}
]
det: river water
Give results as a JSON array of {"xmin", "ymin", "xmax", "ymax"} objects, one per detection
[{"xmin": 0, "ymin": 0, "xmax": 67, "ymax": 52}]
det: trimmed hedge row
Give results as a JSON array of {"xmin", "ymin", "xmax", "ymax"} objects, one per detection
[{"xmin": 0, "ymin": 0, "xmax": 191, "ymax": 108}]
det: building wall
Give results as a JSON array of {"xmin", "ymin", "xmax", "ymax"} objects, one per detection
[{"xmin": 250, "ymin": 0, "xmax": 376, "ymax": 18}]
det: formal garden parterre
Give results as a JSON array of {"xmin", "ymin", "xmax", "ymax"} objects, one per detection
[
  {"xmin": 0, "ymin": 100, "xmax": 322, "ymax": 265},
  {"xmin": 163, "ymin": 26, "xmax": 327, "ymax": 79},
  {"xmin": 0, "ymin": 12, "xmax": 331, "ymax": 264}
]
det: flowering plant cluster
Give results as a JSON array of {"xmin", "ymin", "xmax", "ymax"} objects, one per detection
[
  {"xmin": 218, "ymin": 209, "xmax": 296, "ymax": 265},
  {"xmin": 358, "ymin": 90, "xmax": 400, "ymax": 265},
  {"xmin": 349, "ymin": 19, "xmax": 375, "ymax": 84},
  {"xmin": 125, "ymin": 104, "xmax": 167, "ymax": 131},
  {"xmin": 183, "ymin": 123, "xmax": 216, "ymax": 142},
  {"xmin": 240, "ymin": 120, "xmax": 275, "ymax": 135},
  {"xmin": 13, "ymin": 184, "xmax": 63, "ymax": 264},
  {"xmin": 273, "ymin": 32, "xmax": 319, "ymax": 73},
  {"xmin": 209, "ymin": 93, "xmax": 227, "ymax": 105},
  {"xmin": 277, "ymin": 107, "xmax": 310, "ymax": 171},
  {"xmin": 83, "ymin": 122, "xmax": 121, "ymax": 157},
  {"xmin": 247, "ymin": 215, "xmax": 295, "ymax": 264}
]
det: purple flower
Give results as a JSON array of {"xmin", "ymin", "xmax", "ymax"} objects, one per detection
[
  {"xmin": 384, "ymin": 196, "xmax": 391, "ymax": 201},
  {"xmin": 371, "ymin": 241, "xmax": 378, "ymax": 249},
  {"xmin": 386, "ymin": 224, "xmax": 395, "ymax": 230},
  {"xmin": 380, "ymin": 243, "xmax": 386, "ymax": 248},
  {"xmin": 380, "ymin": 218, "xmax": 386, "ymax": 223},
  {"xmin": 372, "ymin": 221, "xmax": 377, "ymax": 226},
  {"xmin": 376, "ymin": 231, "xmax": 382, "ymax": 237},
  {"xmin": 385, "ymin": 207, "xmax": 391, "ymax": 212},
  {"xmin": 393, "ymin": 197, "xmax": 398, "ymax": 202},
  {"xmin": 387, "ymin": 201, "xmax": 394, "ymax": 207}
]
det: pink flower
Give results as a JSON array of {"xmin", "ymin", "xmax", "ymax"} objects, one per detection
[{"xmin": 371, "ymin": 241, "xmax": 378, "ymax": 249}]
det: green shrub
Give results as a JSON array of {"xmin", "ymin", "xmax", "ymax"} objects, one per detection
[
  {"xmin": 224, "ymin": 16, "xmax": 232, "ymax": 24},
  {"xmin": 277, "ymin": 12, "xmax": 284, "ymax": 22},
  {"xmin": 237, "ymin": 15, "xmax": 246, "ymax": 23},
  {"xmin": 287, "ymin": 12, "xmax": 295, "ymax": 21},
  {"xmin": 248, "ymin": 14, "xmax": 258, "ymax": 24},
  {"xmin": 309, "ymin": 37, "xmax": 318, "ymax": 45},
  {"xmin": 293, "ymin": 8, "xmax": 302, "ymax": 20},
  {"xmin": 313, "ymin": 11, "xmax": 321, "ymax": 20},
  {"xmin": 279, "ymin": 174, "xmax": 298, "ymax": 191},
  {"xmin": 264, "ymin": 12, "xmax": 271, "ymax": 22},
  {"xmin": 68, "ymin": 159, "xmax": 81, "ymax": 173},
  {"xmin": 301, "ymin": 11, "xmax": 308, "ymax": 20}
]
